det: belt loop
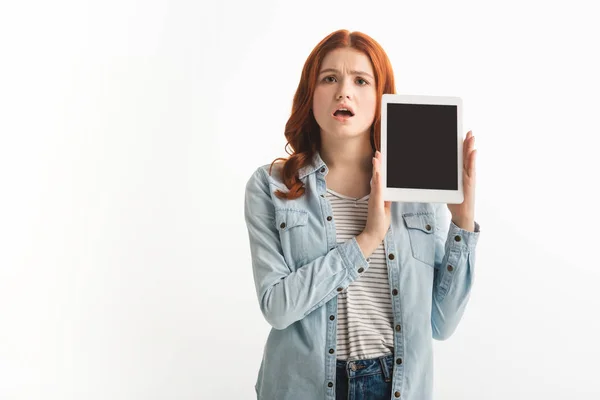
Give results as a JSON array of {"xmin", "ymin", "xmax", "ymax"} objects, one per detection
[{"xmin": 379, "ymin": 356, "xmax": 391, "ymax": 382}]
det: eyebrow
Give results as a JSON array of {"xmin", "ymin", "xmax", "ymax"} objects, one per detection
[{"xmin": 318, "ymin": 68, "xmax": 374, "ymax": 80}]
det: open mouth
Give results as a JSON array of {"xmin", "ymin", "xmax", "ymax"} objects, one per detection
[{"xmin": 333, "ymin": 109, "xmax": 354, "ymax": 118}]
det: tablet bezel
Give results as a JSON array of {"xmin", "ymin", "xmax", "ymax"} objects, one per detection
[{"xmin": 380, "ymin": 94, "xmax": 464, "ymax": 204}]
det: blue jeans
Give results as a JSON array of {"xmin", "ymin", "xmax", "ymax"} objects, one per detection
[{"xmin": 335, "ymin": 353, "xmax": 394, "ymax": 400}]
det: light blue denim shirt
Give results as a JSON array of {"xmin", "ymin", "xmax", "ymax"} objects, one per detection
[{"xmin": 244, "ymin": 151, "xmax": 481, "ymax": 400}]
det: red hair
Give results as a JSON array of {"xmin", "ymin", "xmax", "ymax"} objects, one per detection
[{"xmin": 269, "ymin": 29, "xmax": 396, "ymax": 200}]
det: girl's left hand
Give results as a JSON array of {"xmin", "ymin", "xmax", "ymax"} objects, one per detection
[{"xmin": 447, "ymin": 130, "xmax": 477, "ymax": 230}]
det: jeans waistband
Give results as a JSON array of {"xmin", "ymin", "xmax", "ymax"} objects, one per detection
[{"xmin": 336, "ymin": 353, "xmax": 394, "ymax": 381}]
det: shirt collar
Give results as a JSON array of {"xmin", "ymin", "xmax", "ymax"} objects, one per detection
[{"xmin": 298, "ymin": 150, "xmax": 327, "ymax": 180}]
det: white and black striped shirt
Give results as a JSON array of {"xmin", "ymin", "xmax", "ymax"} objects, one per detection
[{"xmin": 326, "ymin": 188, "xmax": 394, "ymax": 361}]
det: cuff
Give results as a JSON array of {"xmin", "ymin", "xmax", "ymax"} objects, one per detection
[
  {"xmin": 337, "ymin": 236, "xmax": 371, "ymax": 280},
  {"xmin": 447, "ymin": 220, "xmax": 481, "ymax": 250}
]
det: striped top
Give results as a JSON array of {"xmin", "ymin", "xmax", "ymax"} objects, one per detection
[{"xmin": 326, "ymin": 188, "xmax": 394, "ymax": 361}]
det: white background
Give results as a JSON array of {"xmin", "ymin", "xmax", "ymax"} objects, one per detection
[{"xmin": 1, "ymin": 0, "xmax": 599, "ymax": 399}]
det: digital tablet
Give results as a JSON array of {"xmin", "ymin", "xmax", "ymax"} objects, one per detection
[{"xmin": 380, "ymin": 94, "xmax": 464, "ymax": 204}]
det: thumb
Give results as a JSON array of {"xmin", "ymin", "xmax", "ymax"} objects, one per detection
[{"xmin": 372, "ymin": 158, "xmax": 381, "ymax": 196}]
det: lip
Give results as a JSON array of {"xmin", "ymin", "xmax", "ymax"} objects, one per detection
[
  {"xmin": 332, "ymin": 114, "xmax": 353, "ymax": 122},
  {"xmin": 331, "ymin": 103, "xmax": 355, "ymax": 117}
]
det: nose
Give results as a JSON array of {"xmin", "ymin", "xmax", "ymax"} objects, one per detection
[{"xmin": 336, "ymin": 78, "xmax": 353, "ymax": 100}]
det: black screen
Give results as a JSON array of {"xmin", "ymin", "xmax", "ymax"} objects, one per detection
[{"xmin": 386, "ymin": 103, "xmax": 458, "ymax": 190}]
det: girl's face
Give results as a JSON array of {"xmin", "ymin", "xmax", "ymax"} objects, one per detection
[{"xmin": 312, "ymin": 48, "xmax": 377, "ymax": 142}]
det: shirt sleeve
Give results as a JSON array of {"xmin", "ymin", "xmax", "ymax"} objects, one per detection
[
  {"xmin": 244, "ymin": 167, "xmax": 370, "ymax": 330},
  {"xmin": 430, "ymin": 202, "xmax": 481, "ymax": 340}
]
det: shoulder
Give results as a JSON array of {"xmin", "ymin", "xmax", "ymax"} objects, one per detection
[{"xmin": 245, "ymin": 162, "xmax": 287, "ymax": 195}]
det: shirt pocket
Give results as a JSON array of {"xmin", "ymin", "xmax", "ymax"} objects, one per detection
[
  {"xmin": 275, "ymin": 208, "xmax": 309, "ymax": 269},
  {"xmin": 402, "ymin": 212, "xmax": 436, "ymax": 267}
]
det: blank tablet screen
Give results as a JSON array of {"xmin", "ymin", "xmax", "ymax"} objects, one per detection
[{"xmin": 386, "ymin": 103, "xmax": 458, "ymax": 190}]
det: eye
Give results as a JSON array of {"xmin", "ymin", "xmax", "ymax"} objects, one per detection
[{"xmin": 321, "ymin": 76, "xmax": 369, "ymax": 85}]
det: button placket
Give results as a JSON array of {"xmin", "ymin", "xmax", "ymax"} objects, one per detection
[{"xmin": 320, "ymin": 170, "xmax": 338, "ymax": 393}]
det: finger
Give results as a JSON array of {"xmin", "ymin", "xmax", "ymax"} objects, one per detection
[
  {"xmin": 470, "ymin": 149, "xmax": 477, "ymax": 179},
  {"xmin": 462, "ymin": 131, "xmax": 469, "ymax": 165},
  {"xmin": 463, "ymin": 130, "xmax": 468, "ymax": 151},
  {"xmin": 463, "ymin": 131, "xmax": 472, "ymax": 170},
  {"xmin": 465, "ymin": 150, "xmax": 471, "ymax": 179},
  {"xmin": 374, "ymin": 157, "xmax": 382, "ymax": 196},
  {"xmin": 469, "ymin": 137, "xmax": 476, "ymax": 176},
  {"xmin": 371, "ymin": 156, "xmax": 376, "ymax": 186},
  {"xmin": 372, "ymin": 156, "xmax": 379, "ymax": 190},
  {"xmin": 465, "ymin": 148, "xmax": 476, "ymax": 179}
]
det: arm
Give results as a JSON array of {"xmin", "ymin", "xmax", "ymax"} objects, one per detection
[
  {"xmin": 244, "ymin": 167, "xmax": 371, "ymax": 330},
  {"xmin": 431, "ymin": 202, "xmax": 481, "ymax": 340}
]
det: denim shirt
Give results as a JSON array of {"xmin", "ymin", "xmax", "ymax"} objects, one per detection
[{"xmin": 244, "ymin": 151, "xmax": 481, "ymax": 400}]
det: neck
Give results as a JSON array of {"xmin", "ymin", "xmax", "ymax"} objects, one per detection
[{"xmin": 319, "ymin": 132, "xmax": 374, "ymax": 175}]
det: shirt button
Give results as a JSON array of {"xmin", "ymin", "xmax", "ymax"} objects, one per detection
[
  {"xmin": 388, "ymin": 253, "xmax": 395, "ymax": 260},
  {"xmin": 454, "ymin": 235, "xmax": 461, "ymax": 242},
  {"xmin": 337, "ymin": 287, "xmax": 343, "ymax": 292},
  {"xmin": 321, "ymin": 168, "xmax": 326, "ymax": 173},
  {"xmin": 330, "ymin": 315, "xmax": 335, "ymax": 321},
  {"xmin": 394, "ymin": 391, "xmax": 401, "ymax": 397},
  {"xmin": 280, "ymin": 222, "xmax": 286, "ymax": 229},
  {"xmin": 396, "ymin": 358, "xmax": 403, "ymax": 365},
  {"xmin": 320, "ymin": 194, "xmax": 325, "ymax": 198},
  {"xmin": 392, "ymin": 289, "xmax": 398, "ymax": 296},
  {"xmin": 328, "ymin": 382, "xmax": 333, "ymax": 388},
  {"xmin": 358, "ymin": 267, "xmax": 364, "ymax": 273},
  {"xmin": 329, "ymin": 348, "xmax": 335, "ymax": 354},
  {"xmin": 395, "ymin": 324, "xmax": 401, "ymax": 332},
  {"xmin": 447, "ymin": 265, "xmax": 454, "ymax": 272},
  {"xmin": 425, "ymin": 224, "xmax": 431, "ymax": 231},
  {"xmin": 327, "ymin": 216, "xmax": 332, "ymax": 221}
]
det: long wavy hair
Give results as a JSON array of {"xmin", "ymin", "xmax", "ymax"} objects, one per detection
[{"xmin": 269, "ymin": 29, "xmax": 396, "ymax": 200}]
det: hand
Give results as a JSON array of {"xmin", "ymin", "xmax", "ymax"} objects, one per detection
[
  {"xmin": 447, "ymin": 130, "xmax": 477, "ymax": 230},
  {"xmin": 363, "ymin": 150, "xmax": 392, "ymax": 243}
]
